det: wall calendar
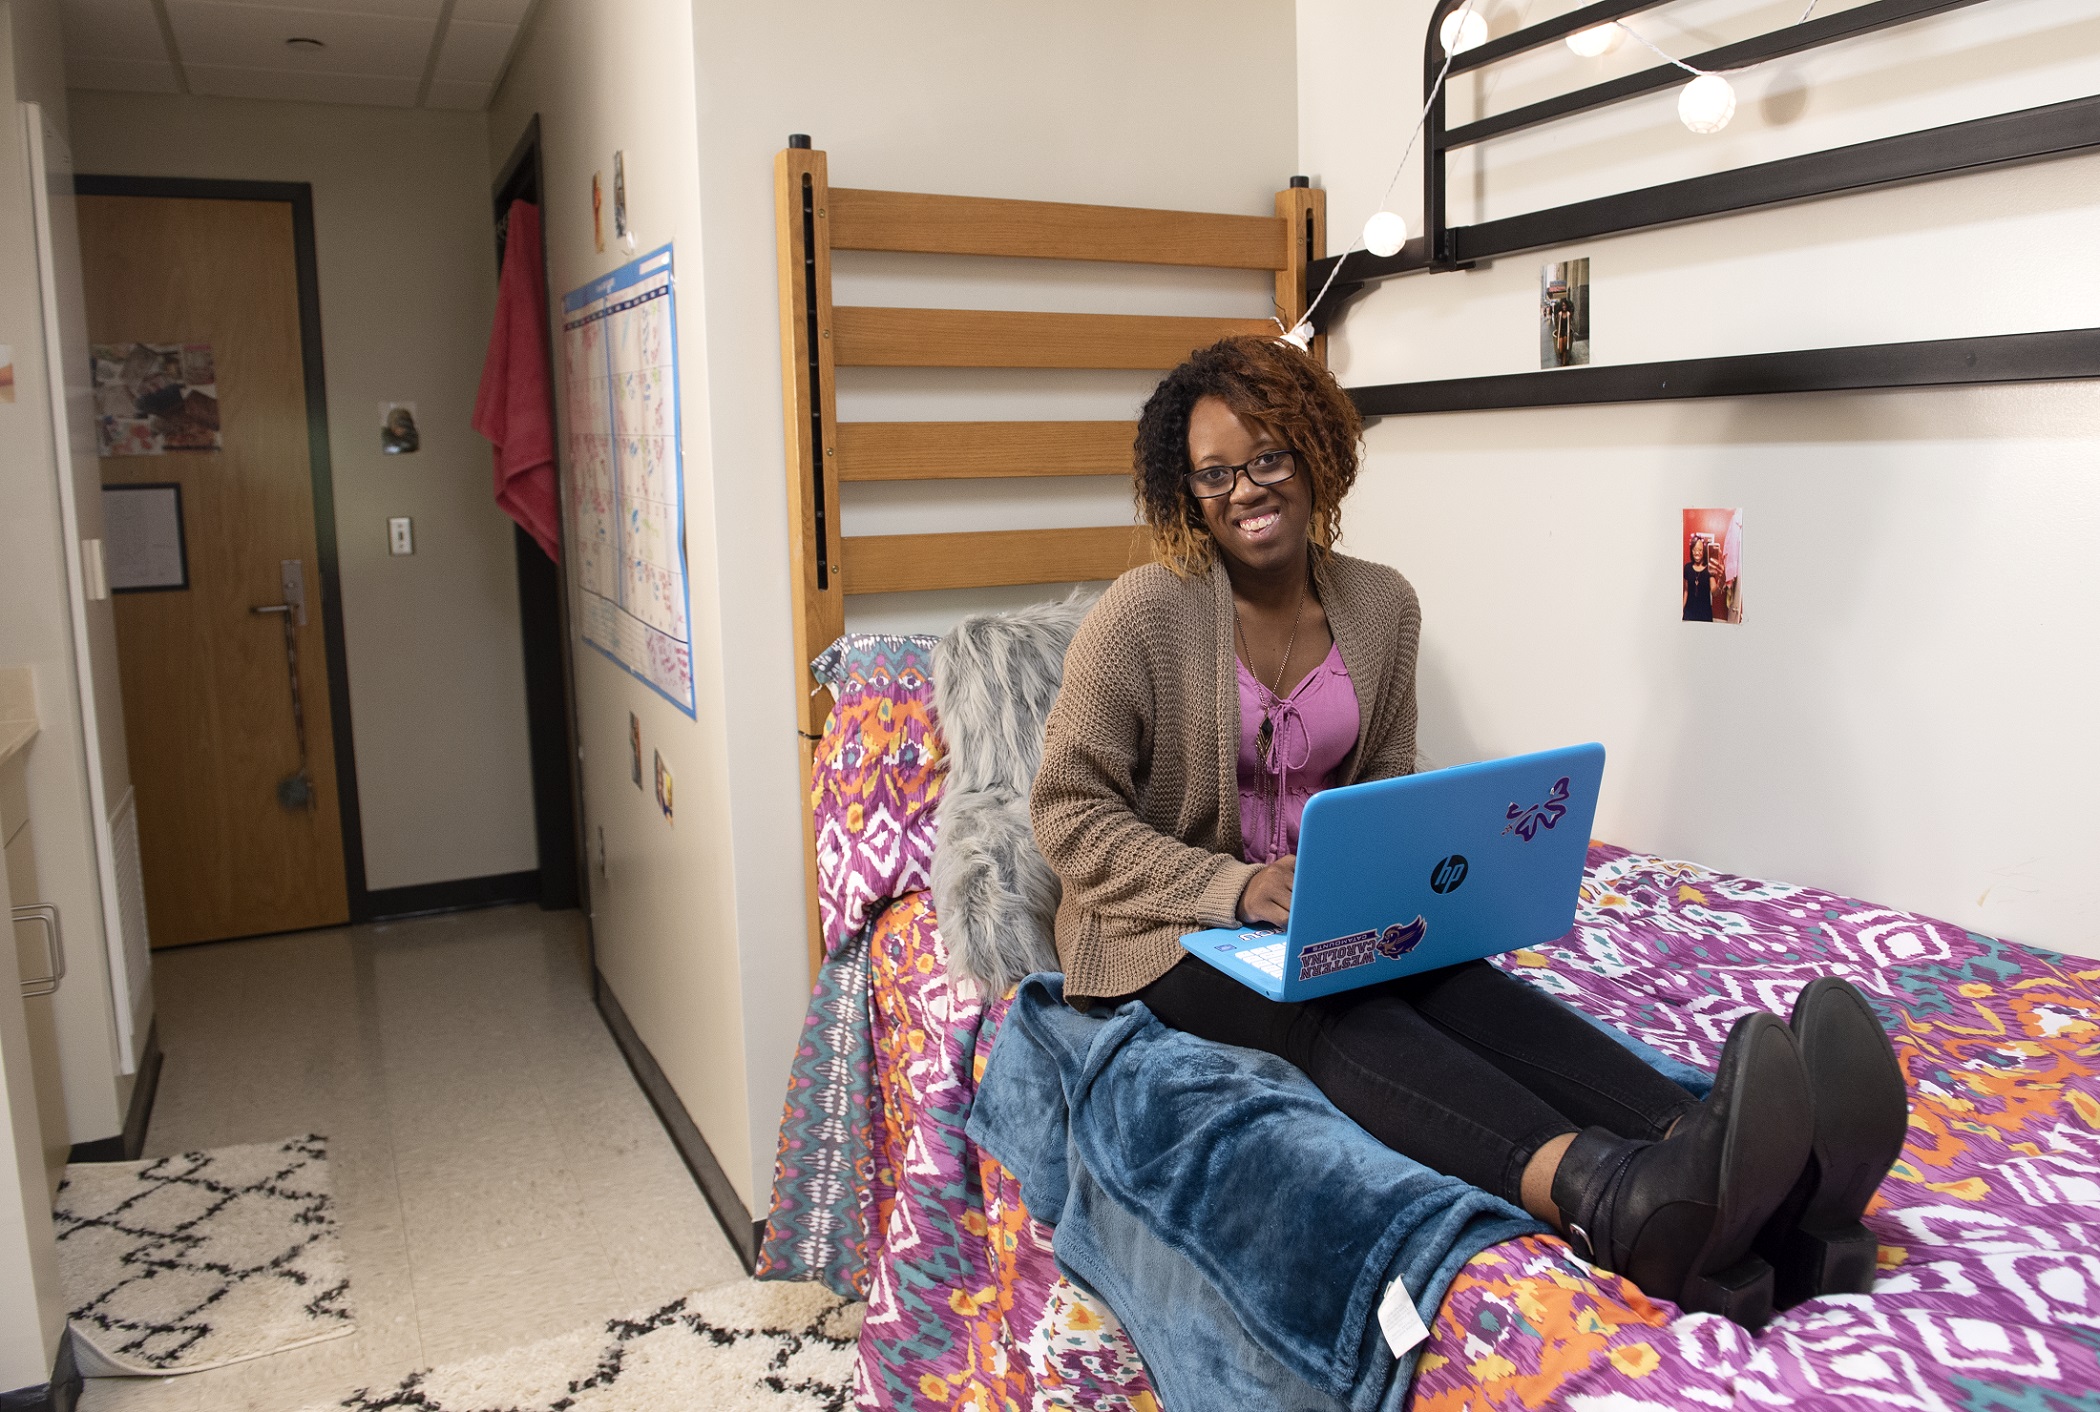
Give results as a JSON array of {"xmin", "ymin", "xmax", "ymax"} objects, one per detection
[{"xmin": 561, "ymin": 243, "xmax": 694, "ymax": 715}]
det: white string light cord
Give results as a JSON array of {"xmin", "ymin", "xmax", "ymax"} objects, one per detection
[
  {"xmin": 1282, "ymin": 0, "xmax": 1826, "ymax": 345},
  {"xmin": 1277, "ymin": 0, "xmax": 1483, "ymax": 347}
]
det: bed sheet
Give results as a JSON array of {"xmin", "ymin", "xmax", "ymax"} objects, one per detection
[{"xmin": 851, "ymin": 848, "xmax": 2100, "ymax": 1412}]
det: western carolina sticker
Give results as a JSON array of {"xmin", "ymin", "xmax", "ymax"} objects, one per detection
[
  {"xmin": 1377, "ymin": 916, "xmax": 1428, "ymax": 959},
  {"xmin": 1298, "ymin": 918, "xmax": 1432, "ymax": 980},
  {"xmin": 1298, "ymin": 929, "xmax": 1378, "ymax": 981}
]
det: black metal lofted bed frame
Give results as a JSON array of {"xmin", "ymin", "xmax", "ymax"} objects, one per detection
[{"xmin": 1313, "ymin": 0, "xmax": 2100, "ymax": 416}]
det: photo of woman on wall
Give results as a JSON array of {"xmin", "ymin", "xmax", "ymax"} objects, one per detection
[
  {"xmin": 1683, "ymin": 536, "xmax": 1716, "ymax": 621},
  {"xmin": 1682, "ymin": 509, "xmax": 1744, "ymax": 624}
]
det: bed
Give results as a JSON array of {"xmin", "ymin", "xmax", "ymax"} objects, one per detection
[
  {"xmin": 756, "ymin": 147, "xmax": 2100, "ymax": 1409},
  {"xmin": 760, "ymin": 635, "xmax": 2100, "ymax": 1409}
]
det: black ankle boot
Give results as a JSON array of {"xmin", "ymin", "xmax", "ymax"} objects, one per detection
[
  {"xmin": 1551, "ymin": 1011, "xmax": 1814, "ymax": 1330},
  {"xmin": 1753, "ymin": 977, "xmax": 1910, "ymax": 1308}
]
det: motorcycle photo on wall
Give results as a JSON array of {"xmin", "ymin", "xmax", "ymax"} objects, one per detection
[{"xmin": 1539, "ymin": 258, "xmax": 1590, "ymax": 369}]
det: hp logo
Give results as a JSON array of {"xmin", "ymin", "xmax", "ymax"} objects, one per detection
[{"xmin": 1429, "ymin": 854, "xmax": 1469, "ymax": 894}]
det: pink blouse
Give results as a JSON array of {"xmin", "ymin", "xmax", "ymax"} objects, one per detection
[{"xmin": 1236, "ymin": 641, "xmax": 1359, "ymax": 864}]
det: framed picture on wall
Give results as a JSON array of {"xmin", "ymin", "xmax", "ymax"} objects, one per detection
[{"xmin": 1681, "ymin": 508, "xmax": 1743, "ymax": 624}]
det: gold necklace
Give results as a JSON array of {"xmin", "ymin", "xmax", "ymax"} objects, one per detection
[{"xmin": 1233, "ymin": 573, "xmax": 1308, "ymax": 769}]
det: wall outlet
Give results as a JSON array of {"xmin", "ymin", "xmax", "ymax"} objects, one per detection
[{"xmin": 388, "ymin": 517, "xmax": 414, "ymax": 555}]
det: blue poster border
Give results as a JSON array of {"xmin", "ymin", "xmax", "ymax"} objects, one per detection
[{"xmin": 561, "ymin": 242, "xmax": 696, "ymax": 718}]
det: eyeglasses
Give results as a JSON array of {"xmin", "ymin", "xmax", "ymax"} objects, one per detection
[{"xmin": 1184, "ymin": 449, "xmax": 1298, "ymax": 500}]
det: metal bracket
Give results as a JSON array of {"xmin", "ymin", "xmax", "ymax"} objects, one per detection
[{"xmin": 280, "ymin": 558, "xmax": 308, "ymax": 628}]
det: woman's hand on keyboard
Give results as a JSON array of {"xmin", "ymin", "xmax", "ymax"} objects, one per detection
[{"xmin": 1238, "ymin": 855, "xmax": 1295, "ymax": 928}]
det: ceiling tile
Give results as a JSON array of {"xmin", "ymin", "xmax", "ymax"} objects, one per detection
[
  {"xmin": 423, "ymin": 78, "xmax": 493, "ymax": 112},
  {"xmin": 451, "ymin": 0, "xmax": 531, "ymax": 23},
  {"xmin": 434, "ymin": 19, "xmax": 514, "ymax": 83},
  {"xmin": 66, "ymin": 55, "xmax": 182, "ymax": 94},
  {"xmin": 58, "ymin": 0, "xmax": 168, "ymax": 63},
  {"xmin": 166, "ymin": 2, "xmax": 435, "ymax": 77},
  {"xmin": 185, "ymin": 62, "xmax": 420, "ymax": 106},
  {"xmin": 193, "ymin": 0, "xmax": 443, "ymax": 16}
]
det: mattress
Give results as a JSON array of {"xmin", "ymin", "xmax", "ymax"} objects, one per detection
[{"xmin": 761, "ymin": 637, "xmax": 2100, "ymax": 1408}]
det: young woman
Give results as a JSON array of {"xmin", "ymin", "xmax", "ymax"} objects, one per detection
[
  {"xmin": 1684, "ymin": 537, "xmax": 1717, "ymax": 622},
  {"xmin": 1031, "ymin": 337, "xmax": 1907, "ymax": 1325}
]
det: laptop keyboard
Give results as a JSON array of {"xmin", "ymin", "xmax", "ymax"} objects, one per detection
[{"xmin": 1240, "ymin": 942, "xmax": 1286, "ymax": 979}]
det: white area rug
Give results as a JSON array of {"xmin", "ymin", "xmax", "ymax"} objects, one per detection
[
  {"xmin": 55, "ymin": 1134, "xmax": 354, "ymax": 1375},
  {"xmin": 301, "ymin": 1280, "xmax": 862, "ymax": 1412}
]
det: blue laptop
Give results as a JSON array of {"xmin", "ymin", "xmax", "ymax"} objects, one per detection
[{"xmin": 1180, "ymin": 744, "xmax": 1605, "ymax": 1001}]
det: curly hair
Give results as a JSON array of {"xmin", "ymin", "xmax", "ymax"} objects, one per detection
[{"xmin": 1132, "ymin": 336, "xmax": 1364, "ymax": 577}]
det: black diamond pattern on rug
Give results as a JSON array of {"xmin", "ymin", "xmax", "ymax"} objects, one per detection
[
  {"xmin": 55, "ymin": 1133, "xmax": 355, "ymax": 1375},
  {"xmin": 305, "ymin": 1280, "xmax": 859, "ymax": 1412}
]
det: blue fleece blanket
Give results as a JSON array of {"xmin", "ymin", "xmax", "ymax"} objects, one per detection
[{"xmin": 968, "ymin": 974, "xmax": 1712, "ymax": 1412}]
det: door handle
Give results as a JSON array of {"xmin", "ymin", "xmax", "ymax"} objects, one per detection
[
  {"xmin": 14, "ymin": 904, "xmax": 63, "ymax": 998},
  {"xmin": 252, "ymin": 558, "xmax": 308, "ymax": 627},
  {"xmin": 252, "ymin": 558, "xmax": 316, "ymax": 810}
]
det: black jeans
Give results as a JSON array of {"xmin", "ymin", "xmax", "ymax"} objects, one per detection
[{"xmin": 1136, "ymin": 957, "xmax": 1698, "ymax": 1205}]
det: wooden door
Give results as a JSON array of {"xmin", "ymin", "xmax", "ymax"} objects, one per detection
[{"xmin": 78, "ymin": 195, "xmax": 349, "ymax": 946}]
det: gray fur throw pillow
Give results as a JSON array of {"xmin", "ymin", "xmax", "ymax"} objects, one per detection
[{"xmin": 931, "ymin": 591, "xmax": 1096, "ymax": 994}]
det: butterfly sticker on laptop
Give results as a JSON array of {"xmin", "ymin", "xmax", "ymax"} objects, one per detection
[{"xmin": 1502, "ymin": 776, "xmax": 1571, "ymax": 842}]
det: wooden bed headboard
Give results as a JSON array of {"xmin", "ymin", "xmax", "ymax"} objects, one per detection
[{"xmin": 774, "ymin": 138, "xmax": 1326, "ymax": 974}]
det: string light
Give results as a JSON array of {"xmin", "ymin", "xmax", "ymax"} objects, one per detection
[
  {"xmin": 1282, "ymin": 0, "xmax": 1786, "ymax": 344},
  {"xmin": 1362, "ymin": 211, "xmax": 1409, "ymax": 259},
  {"xmin": 1565, "ymin": 22, "xmax": 1623, "ymax": 58},
  {"xmin": 1278, "ymin": 0, "xmax": 1483, "ymax": 346},
  {"xmin": 1677, "ymin": 73, "xmax": 1737, "ymax": 134},
  {"xmin": 1593, "ymin": 17, "xmax": 1740, "ymax": 135},
  {"xmin": 1439, "ymin": 7, "xmax": 1488, "ymax": 55}
]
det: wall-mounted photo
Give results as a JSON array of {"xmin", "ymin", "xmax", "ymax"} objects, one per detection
[
  {"xmin": 1682, "ymin": 508, "xmax": 1743, "ymax": 624},
  {"xmin": 653, "ymin": 749, "xmax": 674, "ymax": 822},
  {"xmin": 91, "ymin": 341, "xmax": 220, "ymax": 455},
  {"xmin": 0, "ymin": 343, "xmax": 15, "ymax": 402},
  {"xmin": 381, "ymin": 401, "xmax": 420, "ymax": 454},
  {"xmin": 1540, "ymin": 259, "xmax": 1590, "ymax": 369}
]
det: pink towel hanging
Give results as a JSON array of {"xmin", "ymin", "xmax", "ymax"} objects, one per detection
[{"xmin": 474, "ymin": 199, "xmax": 560, "ymax": 563}]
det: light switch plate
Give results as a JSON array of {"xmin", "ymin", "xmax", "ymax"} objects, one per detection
[
  {"xmin": 388, "ymin": 517, "xmax": 414, "ymax": 555},
  {"xmin": 82, "ymin": 537, "xmax": 109, "ymax": 600}
]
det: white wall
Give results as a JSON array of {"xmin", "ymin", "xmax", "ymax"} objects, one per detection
[
  {"xmin": 1299, "ymin": 0, "xmax": 2100, "ymax": 958},
  {"xmin": 492, "ymin": 0, "xmax": 1299, "ymax": 1211},
  {"xmin": 489, "ymin": 0, "xmax": 755, "ymax": 1202},
  {"xmin": 0, "ymin": 0, "xmax": 137, "ymax": 1151},
  {"xmin": 67, "ymin": 92, "xmax": 540, "ymax": 892},
  {"xmin": 0, "ymin": 17, "xmax": 78, "ymax": 1385}
]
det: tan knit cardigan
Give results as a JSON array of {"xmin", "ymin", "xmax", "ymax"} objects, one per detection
[{"xmin": 1031, "ymin": 550, "xmax": 1421, "ymax": 1001}]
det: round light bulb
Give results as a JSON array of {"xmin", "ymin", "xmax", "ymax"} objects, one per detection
[
  {"xmin": 1678, "ymin": 73, "xmax": 1737, "ymax": 134},
  {"xmin": 1439, "ymin": 8, "xmax": 1488, "ymax": 55},
  {"xmin": 1564, "ymin": 22, "xmax": 1622, "ymax": 58},
  {"xmin": 1362, "ymin": 210, "xmax": 1409, "ymax": 259}
]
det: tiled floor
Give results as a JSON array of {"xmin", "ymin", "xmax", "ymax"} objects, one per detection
[{"xmin": 78, "ymin": 904, "xmax": 746, "ymax": 1412}]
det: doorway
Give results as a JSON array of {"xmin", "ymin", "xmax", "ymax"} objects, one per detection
[
  {"xmin": 75, "ymin": 178, "xmax": 366, "ymax": 947},
  {"xmin": 492, "ymin": 117, "xmax": 586, "ymax": 918}
]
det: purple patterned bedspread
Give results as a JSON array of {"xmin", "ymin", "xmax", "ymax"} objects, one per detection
[{"xmin": 849, "ymin": 845, "xmax": 2100, "ymax": 1411}]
